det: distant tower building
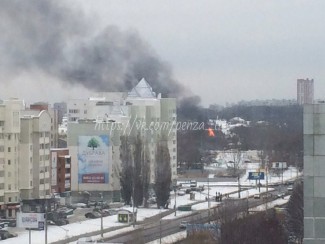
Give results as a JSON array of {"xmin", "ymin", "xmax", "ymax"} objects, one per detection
[{"xmin": 297, "ymin": 78, "xmax": 314, "ymax": 105}]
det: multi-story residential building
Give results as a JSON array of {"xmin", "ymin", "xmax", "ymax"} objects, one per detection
[
  {"xmin": 50, "ymin": 148, "xmax": 71, "ymax": 194},
  {"xmin": 53, "ymin": 102, "xmax": 67, "ymax": 124},
  {"xmin": 20, "ymin": 110, "xmax": 51, "ymax": 200},
  {"xmin": 304, "ymin": 102, "xmax": 325, "ymax": 242},
  {"xmin": 0, "ymin": 98, "xmax": 24, "ymax": 218},
  {"xmin": 297, "ymin": 78, "xmax": 314, "ymax": 105},
  {"xmin": 29, "ymin": 102, "xmax": 59, "ymax": 148},
  {"xmin": 68, "ymin": 119, "xmax": 122, "ymax": 202},
  {"xmin": 67, "ymin": 79, "xmax": 177, "ymax": 201}
]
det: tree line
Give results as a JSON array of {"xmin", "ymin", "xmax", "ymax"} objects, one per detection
[{"xmin": 120, "ymin": 134, "xmax": 172, "ymax": 208}]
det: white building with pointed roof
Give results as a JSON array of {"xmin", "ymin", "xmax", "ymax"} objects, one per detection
[{"xmin": 66, "ymin": 79, "xmax": 177, "ymax": 201}]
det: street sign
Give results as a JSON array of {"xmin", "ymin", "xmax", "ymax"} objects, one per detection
[{"xmin": 248, "ymin": 172, "xmax": 265, "ymax": 180}]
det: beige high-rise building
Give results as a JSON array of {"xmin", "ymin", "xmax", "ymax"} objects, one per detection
[
  {"xmin": 67, "ymin": 79, "xmax": 177, "ymax": 201},
  {"xmin": 0, "ymin": 98, "xmax": 24, "ymax": 218},
  {"xmin": 20, "ymin": 110, "xmax": 52, "ymax": 200}
]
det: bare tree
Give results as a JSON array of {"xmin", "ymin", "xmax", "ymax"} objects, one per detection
[
  {"xmin": 133, "ymin": 134, "xmax": 144, "ymax": 207},
  {"xmin": 142, "ymin": 144, "xmax": 150, "ymax": 207},
  {"xmin": 228, "ymin": 149, "xmax": 242, "ymax": 177},
  {"xmin": 120, "ymin": 136, "xmax": 133, "ymax": 205},
  {"xmin": 154, "ymin": 138, "xmax": 171, "ymax": 208}
]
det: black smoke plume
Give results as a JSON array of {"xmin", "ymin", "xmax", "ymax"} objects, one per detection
[{"xmin": 0, "ymin": 0, "xmax": 185, "ymax": 97}]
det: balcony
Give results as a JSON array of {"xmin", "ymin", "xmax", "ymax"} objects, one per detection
[
  {"xmin": 65, "ymin": 173, "xmax": 71, "ymax": 178},
  {"xmin": 39, "ymin": 183, "xmax": 50, "ymax": 191},
  {"xmin": 65, "ymin": 164, "xmax": 71, "ymax": 169}
]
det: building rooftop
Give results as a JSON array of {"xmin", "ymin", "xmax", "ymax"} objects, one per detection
[{"xmin": 128, "ymin": 78, "xmax": 156, "ymax": 98}]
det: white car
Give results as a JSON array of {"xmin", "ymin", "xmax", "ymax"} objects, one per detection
[
  {"xmin": 179, "ymin": 221, "xmax": 188, "ymax": 229},
  {"xmin": 253, "ymin": 194, "xmax": 260, "ymax": 199},
  {"xmin": 177, "ymin": 191, "xmax": 185, "ymax": 196}
]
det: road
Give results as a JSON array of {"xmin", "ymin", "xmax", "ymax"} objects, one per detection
[{"xmin": 102, "ymin": 195, "xmax": 282, "ymax": 244}]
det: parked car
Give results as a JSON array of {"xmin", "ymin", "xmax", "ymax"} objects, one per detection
[
  {"xmin": 0, "ymin": 230, "xmax": 17, "ymax": 240},
  {"xmin": 107, "ymin": 209, "xmax": 118, "ymax": 215},
  {"xmin": 148, "ymin": 197, "xmax": 157, "ymax": 204},
  {"xmin": 57, "ymin": 207, "xmax": 74, "ymax": 216},
  {"xmin": 253, "ymin": 194, "xmax": 260, "ymax": 199},
  {"xmin": 0, "ymin": 222, "xmax": 9, "ymax": 229},
  {"xmin": 179, "ymin": 221, "xmax": 188, "ymax": 229},
  {"xmin": 178, "ymin": 191, "xmax": 185, "ymax": 196},
  {"xmin": 76, "ymin": 237, "xmax": 94, "ymax": 243},
  {"xmin": 71, "ymin": 203, "xmax": 88, "ymax": 208},
  {"xmin": 287, "ymin": 186, "xmax": 294, "ymax": 192},
  {"xmin": 262, "ymin": 193, "xmax": 273, "ymax": 199},
  {"xmin": 276, "ymin": 192, "xmax": 285, "ymax": 199},
  {"xmin": 85, "ymin": 211, "xmax": 102, "ymax": 219}
]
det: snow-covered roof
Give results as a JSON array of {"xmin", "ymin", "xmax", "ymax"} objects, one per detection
[{"xmin": 128, "ymin": 78, "xmax": 156, "ymax": 98}]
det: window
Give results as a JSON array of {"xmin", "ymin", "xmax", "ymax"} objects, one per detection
[
  {"xmin": 8, "ymin": 135, "xmax": 11, "ymax": 140},
  {"xmin": 8, "ymin": 147, "xmax": 10, "ymax": 152},
  {"xmin": 8, "ymin": 184, "xmax": 11, "ymax": 190},
  {"xmin": 8, "ymin": 197, "xmax": 11, "ymax": 203},
  {"xmin": 8, "ymin": 160, "xmax": 11, "ymax": 165},
  {"xmin": 30, "ymin": 181, "xmax": 33, "ymax": 187},
  {"xmin": 0, "ymin": 121, "xmax": 4, "ymax": 126},
  {"xmin": 0, "ymin": 146, "xmax": 4, "ymax": 152}
]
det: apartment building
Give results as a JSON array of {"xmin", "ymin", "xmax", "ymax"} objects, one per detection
[
  {"xmin": 50, "ymin": 148, "xmax": 71, "ymax": 194},
  {"xmin": 0, "ymin": 99, "xmax": 24, "ymax": 218},
  {"xmin": 297, "ymin": 78, "xmax": 314, "ymax": 105},
  {"xmin": 20, "ymin": 110, "xmax": 52, "ymax": 200},
  {"xmin": 304, "ymin": 103, "xmax": 325, "ymax": 242},
  {"xmin": 66, "ymin": 79, "xmax": 177, "ymax": 201},
  {"xmin": 67, "ymin": 120, "xmax": 122, "ymax": 202},
  {"xmin": 29, "ymin": 102, "xmax": 59, "ymax": 148}
]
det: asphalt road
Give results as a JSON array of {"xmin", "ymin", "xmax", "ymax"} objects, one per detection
[{"xmin": 102, "ymin": 196, "xmax": 280, "ymax": 244}]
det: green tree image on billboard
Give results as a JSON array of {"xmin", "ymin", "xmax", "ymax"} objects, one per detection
[{"xmin": 87, "ymin": 137, "xmax": 100, "ymax": 150}]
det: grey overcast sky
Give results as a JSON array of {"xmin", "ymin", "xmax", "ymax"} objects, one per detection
[{"xmin": 0, "ymin": 0, "xmax": 324, "ymax": 106}]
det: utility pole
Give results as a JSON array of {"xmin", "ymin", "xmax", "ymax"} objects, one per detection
[
  {"xmin": 238, "ymin": 175, "xmax": 241, "ymax": 198},
  {"xmin": 159, "ymin": 208, "xmax": 162, "ymax": 244},
  {"xmin": 174, "ymin": 187, "xmax": 177, "ymax": 216},
  {"xmin": 100, "ymin": 192, "xmax": 103, "ymax": 238},
  {"xmin": 265, "ymin": 164, "xmax": 268, "ymax": 211},
  {"xmin": 45, "ymin": 201, "xmax": 48, "ymax": 244},
  {"xmin": 208, "ymin": 176, "xmax": 210, "ymax": 223}
]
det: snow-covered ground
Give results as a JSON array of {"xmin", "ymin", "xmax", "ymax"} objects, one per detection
[{"xmin": 1, "ymin": 168, "xmax": 299, "ymax": 244}]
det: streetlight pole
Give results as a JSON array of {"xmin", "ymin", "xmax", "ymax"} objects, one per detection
[
  {"xmin": 45, "ymin": 201, "xmax": 48, "ymax": 244},
  {"xmin": 174, "ymin": 188, "xmax": 177, "ymax": 216},
  {"xmin": 208, "ymin": 176, "xmax": 210, "ymax": 223},
  {"xmin": 100, "ymin": 193, "xmax": 103, "ymax": 238},
  {"xmin": 238, "ymin": 175, "xmax": 241, "ymax": 198}
]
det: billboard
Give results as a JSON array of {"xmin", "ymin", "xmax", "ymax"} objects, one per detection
[
  {"xmin": 78, "ymin": 135, "xmax": 109, "ymax": 184},
  {"xmin": 248, "ymin": 172, "xmax": 265, "ymax": 180},
  {"xmin": 16, "ymin": 212, "xmax": 45, "ymax": 229}
]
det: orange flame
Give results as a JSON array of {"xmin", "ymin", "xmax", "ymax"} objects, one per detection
[{"xmin": 207, "ymin": 128, "xmax": 215, "ymax": 137}]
